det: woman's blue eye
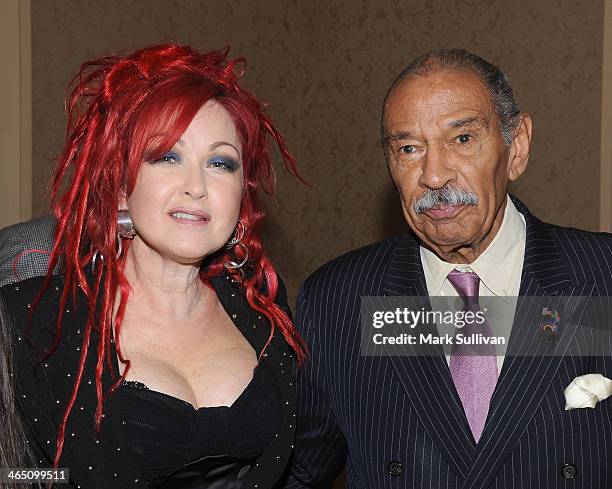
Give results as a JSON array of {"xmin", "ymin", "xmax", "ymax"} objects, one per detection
[
  {"xmin": 153, "ymin": 151, "xmax": 180, "ymax": 164},
  {"xmin": 399, "ymin": 145, "xmax": 416, "ymax": 154},
  {"xmin": 208, "ymin": 157, "xmax": 239, "ymax": 172}
]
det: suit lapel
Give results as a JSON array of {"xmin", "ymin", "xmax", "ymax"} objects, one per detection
[
  {"xmin": 382, "ymin": 234, "xmax": 476, "ymax": 481},
  {"xmin": 460, "ymin": 198, "xmax": 588, "ymax": 489}
]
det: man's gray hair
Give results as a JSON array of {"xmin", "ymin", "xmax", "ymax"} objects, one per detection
[{"xmin": 382, "ymin": 49, "xmax": 521, "ymax": 147}]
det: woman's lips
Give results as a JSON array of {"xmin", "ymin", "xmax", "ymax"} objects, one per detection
[
  {"xmin": 423, "ymin": 204, "xmax": 465, "ymax": 220},
  {"xmin": 168, "ymin": 209, "xmax": 211, "ymax": 226}
]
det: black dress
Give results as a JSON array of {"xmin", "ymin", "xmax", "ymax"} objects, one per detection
[
  {"xmin": 1, "ymin": 273, "xmax": 297, "ymax": 489},
  {"xmin": 118, "ymin": 361, "xmax": 282, "ymax": 486}
]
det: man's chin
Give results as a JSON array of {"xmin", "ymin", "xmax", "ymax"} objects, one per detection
[{"xmin": 418, "ymin": 231, "xmax": 478, "ymax": 253}]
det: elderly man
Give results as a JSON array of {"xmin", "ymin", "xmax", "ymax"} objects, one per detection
[{"xmin": 284, "ymin": 49, "xmax": 612, "ymax": 488}]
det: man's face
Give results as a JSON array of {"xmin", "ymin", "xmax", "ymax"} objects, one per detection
[{"xmin": 383, "ymin": 69, "xmax": 525, "ymax": 257}]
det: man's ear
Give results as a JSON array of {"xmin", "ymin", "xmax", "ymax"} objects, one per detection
[{"xmin": 508, "ymin": 113, "xmax": 532, "ymax": 182}]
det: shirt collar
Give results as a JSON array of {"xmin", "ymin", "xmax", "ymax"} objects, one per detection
[{"xmin": 420, "ymin": 195, "xmax": 526, "ymax": 296}]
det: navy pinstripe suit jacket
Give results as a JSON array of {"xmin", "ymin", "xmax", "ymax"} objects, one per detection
[{"xmin": 285, "ymin": 196, "xmax": 612, "ymax": 489}]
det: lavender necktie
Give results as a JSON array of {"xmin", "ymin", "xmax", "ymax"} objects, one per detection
[{"xmin": 447, "ymin": 269, "xmax": 498, "ymax": 443}]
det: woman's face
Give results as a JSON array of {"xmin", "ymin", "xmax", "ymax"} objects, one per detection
[{"xmin": 126, "ymin": 100, "xmax": 244, "ymax": 265}]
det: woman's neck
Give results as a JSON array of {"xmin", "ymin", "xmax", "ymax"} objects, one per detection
[{"xmin": 122, "ymin": 238, "xmax": 211, "ymax": 321}]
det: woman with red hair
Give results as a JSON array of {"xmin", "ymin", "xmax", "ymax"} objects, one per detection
[{"xmin": 2, "ymin": 44, "xmax": 306, "ymax": 488}]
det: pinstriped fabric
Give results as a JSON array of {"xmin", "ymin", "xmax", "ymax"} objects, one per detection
[
  {"xmin": 284, "ymin": 196, "xmax": 612, "ymax": 489},
  {"xmin": 0, "ymin": 216, "xmax": 57, "ymax": 286}
]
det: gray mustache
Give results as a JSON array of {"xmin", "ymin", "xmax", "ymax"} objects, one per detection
[{"xmin": 414, "ymin": 186, "xmax": 479, "ymax": 214}]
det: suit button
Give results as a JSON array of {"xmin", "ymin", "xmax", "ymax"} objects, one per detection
[
  {"xmin": 561, "ymin": 463, "xmax": 577, "ymax": 479},
  {"xmin": 388, "ymin": 461, "xmax": 404, "ymax": 476}
]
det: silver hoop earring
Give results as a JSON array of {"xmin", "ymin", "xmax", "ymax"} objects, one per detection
[
  {"xmin": 116, "ymin": 235, "xmax": 124, "ymax": 259},
  {"xmin": 91, "ymin": 249, "xmax": 104, "ymax": 272},
  {"xmin": 225, "ymin": 221, "xmax": 245, "ymax": 248},
  {"xmin": 224, "ymin": 221, "xmax": 248, "ymax": 271},
  {"xmin": 116, "ymin": 209, "xmax": 136, "ymax": 259},
  {"xmin": 117, "ymin": 209, "xmax": 136, "ymax": 238}
]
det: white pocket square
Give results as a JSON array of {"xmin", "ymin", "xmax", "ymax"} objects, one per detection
[{"xmin": 564, "ymin": 374, "xmax": 612, "ymax": 410}]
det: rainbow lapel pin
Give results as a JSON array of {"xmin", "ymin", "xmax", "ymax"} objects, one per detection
[{"xmin": 538, "ymin": 307, "xmax": 561, "ymax": 343}]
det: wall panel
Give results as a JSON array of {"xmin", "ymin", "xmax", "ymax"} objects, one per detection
[
  {"xmin": 0, "ymin": 0, "xmax": 31, "ymax": 228},
  {"xmin": 31, "ymin": 0, "xmax": 605, "ymax": 300}
]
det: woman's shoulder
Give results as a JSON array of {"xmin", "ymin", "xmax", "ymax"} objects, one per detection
[
  {"xmin": 0, "ymin": 275, "xmax": 71, "ymax": 344},
  {"xmin": 2, "ymin": 275, "xmax": 62, "ymax": 311},
  {"xmin": 258, "ymin": 271, "xmax": 290, "ymax": 311},
  {"xmin": 2, "ymin": 275, "xmax": 64, "ymax": 310},
  {"xmin": 274, "ymin": 274, "xmax": 289, "ymax": 307},
  {"xmin": 210, "ymin": 271, "xmax": 289, "ymax": 307}
]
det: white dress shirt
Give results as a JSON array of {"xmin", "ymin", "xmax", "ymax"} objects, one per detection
[{"xmin": 420, "ymin": 195, "xmax": 527, "ymax": 369}]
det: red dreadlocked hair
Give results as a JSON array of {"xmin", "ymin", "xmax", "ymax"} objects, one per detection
[{"xmin": 33, "ymin": 44, "xmax": 307, "ymax": 469}]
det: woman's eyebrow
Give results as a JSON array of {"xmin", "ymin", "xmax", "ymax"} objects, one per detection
[{"xmin": 210, "ymin": 140, "xmax": 241, "ymax": 156}]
